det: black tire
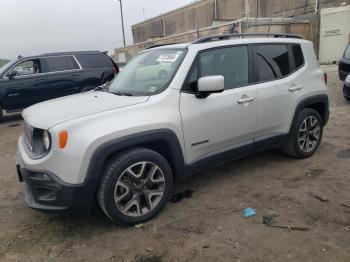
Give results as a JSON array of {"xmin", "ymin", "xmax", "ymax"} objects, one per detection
[
  {"xmin": 283, "ymin": 108, "xmax": 323, "ymax": 159},
  {"xmin": 97, "ymin": 147, "xmax": 174, "ymax": 225}
]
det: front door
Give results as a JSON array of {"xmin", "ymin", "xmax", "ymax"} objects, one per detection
[
  {"xmin": 180, "ymin": 45, "xmax": 257, "ymax": 164},
  {"xmin": 1, "ymin": 58, "xmax": 47, "ymax": 111}
]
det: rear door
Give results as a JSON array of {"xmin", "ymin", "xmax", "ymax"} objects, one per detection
[
  {"xmin": 76, "ymin": 53, "xmax": 115, "ymax": 84},
  {"xmin": 0, "ymin": 58, "xmax": 47, "ymax": 110},
  {"xmin": 43, "ymin": 55, "xmax": 82, "ymax": 100},
  {"xmin": 253, "ymin": 43, "xmax": 305, "ymax": 144}
]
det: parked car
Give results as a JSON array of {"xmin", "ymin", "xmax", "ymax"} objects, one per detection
[
  {"xmin": 339, "ymin": 43, "xmax": 350, "ymax": 81},
  {"xmin": 16, "ymin": 34, "xmax": 329, "ymax": 225},
  {"xmin": 0, "ymin": 51, "xmax": 118, "ymax": 121},
  {"xmin": 344, "ymin": 74, "xmax": 350, "ymax": 101}
]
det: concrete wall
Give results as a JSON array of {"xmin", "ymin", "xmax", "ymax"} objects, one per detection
[
  {"xmin": 131, "ymin": 0, "xmax": 350, "ymax": 44},
  {"xmin": 115, "ymin": 19, "xmax": 310, "ymax": 62},
  {"xmin": 319, "ymin": 5, "xmax": 350, "ymax": 63}
]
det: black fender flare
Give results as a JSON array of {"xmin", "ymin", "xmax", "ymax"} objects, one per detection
[
  {"xmin": 85, "ymin": 129, "xmax": 186, "ymax": 184},
  {"xmin": 289, "ymin": 94, "xmax": 329, "ymax": 134}
]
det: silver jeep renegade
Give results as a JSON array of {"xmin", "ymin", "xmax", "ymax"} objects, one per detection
[{"xmin": 16, "ymin": 34, "xmax": 329, "ymax": 225}]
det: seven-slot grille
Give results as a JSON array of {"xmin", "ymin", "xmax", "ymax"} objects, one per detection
[{"xmin": 23, "ymin": 122, "xmax": 33, "ymax": 151}]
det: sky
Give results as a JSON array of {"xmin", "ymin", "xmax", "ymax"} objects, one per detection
[{"xmin": 0, "ymin": 0, "xmax": 194, "ymax": 59}]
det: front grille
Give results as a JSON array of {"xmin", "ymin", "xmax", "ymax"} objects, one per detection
[{"xmin": 23, "ymin": 122, "xmax": 33, "ymax": 151}]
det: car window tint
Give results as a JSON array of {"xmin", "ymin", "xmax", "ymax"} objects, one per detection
[
  {"xmin": 292, "ymin": 44, "xmax": 304, "ymax": 69},
  {"xmin": 183, "ymin": 61, "xmax": 198, "ymax": 92},
  {"xmin": 254, "ymin": 44, "xmax": 290, "ymax": 82},
  {"xmin": 78, "ymin": 54, "xmax": 113, "ymax": 69},
  {"xmin": 344, "ymin": 45, "xmax": 350, "ymax": 60},
  {"xmin": 45, "ymin": 56, "xmax": 79, "ymax": 72},
  {"xmin": 12, "ymin": 59, "xmax": 42, "ymax": 76},
  {"xmin": 199, "ymin": 46, "xmax": 249, "ymax": 89}
]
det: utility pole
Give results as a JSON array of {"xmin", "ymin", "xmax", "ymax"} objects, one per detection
[{"xmin": 118, "ymin": 0, "xmax": 126, "ymax": 46}]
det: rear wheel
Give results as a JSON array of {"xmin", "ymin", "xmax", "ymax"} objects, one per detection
[
  {"xmin": 97, "ymin": 148, "xmax": 173, "ymax": 225},
  {"xmin": 283, "ymin": 108, "xmax": 323, "ymax": 159}
]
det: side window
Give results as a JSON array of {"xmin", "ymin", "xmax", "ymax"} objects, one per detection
[
  {"xmin": 78, "ymin": 54, "xmax": 113, "ymax": 69},
  {"xmin": 199, "ymin": 46, "xmax": 249, "ymax": 89},
  {"xmin": 292, "ymin": 44, "xmax": 304, "ymax": 69},
  {"xmin": 254, "ymin": 44, "xmax": 290, "ymax": 82},
  {"xmin": 45, "ymin": 56, "xmax": 79, "ymax": 72},
  {"xmin": 344, "ymin": 44, "xmax": 350, "ymax": 60},
  {"xmin": 10, "ymin": 59, "xmax": 42, "ymax": 76}
]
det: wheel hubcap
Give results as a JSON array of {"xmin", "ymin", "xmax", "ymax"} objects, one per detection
[
  {"xmin": 298, "ymin": 116, "xmax": 320, "ymax": 153},
  {"xmin": 114, "ymin": 161, "xmax": 165, "ymax": 217}
]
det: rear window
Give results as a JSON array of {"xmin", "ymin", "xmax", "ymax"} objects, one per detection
[
  {"xmin": 45, "ymin": 56, "xmax": 79, "ymax": 72},
  {"xmin": 77, "ymin": 54, "xmax": 113, "ymax": 69}
]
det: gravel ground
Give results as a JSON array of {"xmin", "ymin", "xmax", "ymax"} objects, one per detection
[{"xmin": 0, "ymin": 65, "xmax": 349, "ymax": 262}]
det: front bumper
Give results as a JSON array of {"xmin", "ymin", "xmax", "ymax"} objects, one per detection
[{"xmin": 16, "ymin": 152, "xmax": 97, "ymax": 212}]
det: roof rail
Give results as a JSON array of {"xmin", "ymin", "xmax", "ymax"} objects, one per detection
[
  {"xmin": 146, "ymin": 43, "xmax": 182, "ymax": 49},
  {"xmin": 193, "ymin": 33, "xmax": 301, "ymax": 44}
]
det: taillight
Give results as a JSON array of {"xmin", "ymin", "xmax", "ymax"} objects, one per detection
[
  {"xmin": 112, "ymin": 66, "xmax": 117, "ymax": 74},
  {"xmin": 324, "ymin": 73, "xmax": 328, "ymax": 85}
]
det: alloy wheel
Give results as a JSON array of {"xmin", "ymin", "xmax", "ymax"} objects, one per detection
[
  {"xmin": 297, "ymin": 116, "xmax": 321, "ymax": 153},
  {"xmin": 114, "ymin": 161, "xmax": 165, "ymax": 217}
]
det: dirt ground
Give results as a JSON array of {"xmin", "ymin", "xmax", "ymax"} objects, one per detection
[{"xmin": 0, "ymin": 65, "xmax": 349, "ymax": 262}]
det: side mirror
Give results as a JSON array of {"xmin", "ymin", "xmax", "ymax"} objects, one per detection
[
  {"xmin": 196, "ymin": 75, "xmax": 224, "ymax": 98},
  {"xmin": 345, "ymin": 75, "xmax": 350, "ymax": 87},
  {"xmin": 7, "ymin": 69, "xmax": 18, "ymax": 79}
]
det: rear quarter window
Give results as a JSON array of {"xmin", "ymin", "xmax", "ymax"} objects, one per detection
[
  {"xmin": 77, "ymin": 54, "xmax": 113, "ymax": 69},
  {"xmin": 292, "ymin": 44, "xmax": 305, "ymax": 69}
]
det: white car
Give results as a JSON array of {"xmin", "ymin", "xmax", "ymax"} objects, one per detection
[{"xmin": 16, "ymin": 33, "xmax": 329, "ymax": 225}]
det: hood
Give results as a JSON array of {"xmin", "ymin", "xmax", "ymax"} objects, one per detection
[{"xmin": 22, "ymin": 91, "xmax": 149, "ymax": 129}]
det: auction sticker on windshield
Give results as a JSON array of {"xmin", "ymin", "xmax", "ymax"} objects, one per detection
[{"xmin": 156, "ymin": 53, "xmax": 180, "ymax": 63}]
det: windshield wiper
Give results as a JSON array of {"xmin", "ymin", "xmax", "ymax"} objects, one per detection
[
  {"xmin": 94, "ymin": 82, "xmax": 110, "ymax": 92},
  {"xmin": 114, "ymin": 91, "xmax": 133, "ymax": 96}
]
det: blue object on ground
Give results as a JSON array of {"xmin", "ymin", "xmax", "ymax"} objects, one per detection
[{"xmin": 242, "ymin": 207, "xmax": 256, "ymax": 218}]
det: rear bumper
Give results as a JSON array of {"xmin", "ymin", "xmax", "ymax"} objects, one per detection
[{"xmin": 16, "ymin": 152, "xmax": 97, "ymax": 212}]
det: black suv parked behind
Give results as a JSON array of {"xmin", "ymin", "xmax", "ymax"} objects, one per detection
[
  {"xmin": 0, "ymin": 51, "xmax": 118, "ymax": 120},
  {"xmin": 339, "ymin": 43, "xmax": 350, "ymax": 81}
]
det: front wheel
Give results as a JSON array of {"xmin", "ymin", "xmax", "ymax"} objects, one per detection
[
  {"xmin": 97, "ymin": 148, "xmax": 174, "ymax": 225},
  {"xmin": 283, "ymin": 108, "xmax": 323, "ymax": 159}
]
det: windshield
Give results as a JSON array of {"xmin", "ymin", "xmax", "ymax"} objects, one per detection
[
  {"xmin": 0, "ymin": 60, "xmax": 14, "ymax": 75},
  {"xmin": 109, "ymin": 48, "xmax": 186, "ymax": 96}
]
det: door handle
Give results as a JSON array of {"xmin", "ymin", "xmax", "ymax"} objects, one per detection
[
  {"xmin": 237, "ymin": 96, "xmax": 255, "ymax": 104},
  {"xmin": 289, "ymin": 84, "xmax": 303, "ymax": 92}
]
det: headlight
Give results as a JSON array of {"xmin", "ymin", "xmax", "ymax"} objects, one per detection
[{"xmin": 43, "ymin": 130, "xmax": 51, "ymax": 151}]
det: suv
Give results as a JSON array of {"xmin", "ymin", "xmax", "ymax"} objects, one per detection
[
  {"xmin": 15, "ymin": 34, "xmax": 329, "ymax": 225},
  {"xmin": 0, "ymin": 51, "xmax": 118, "ymax": 121},
  {"xmin": 339, "ymin": 43, "xmax": 350, "ymax": 81}
]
